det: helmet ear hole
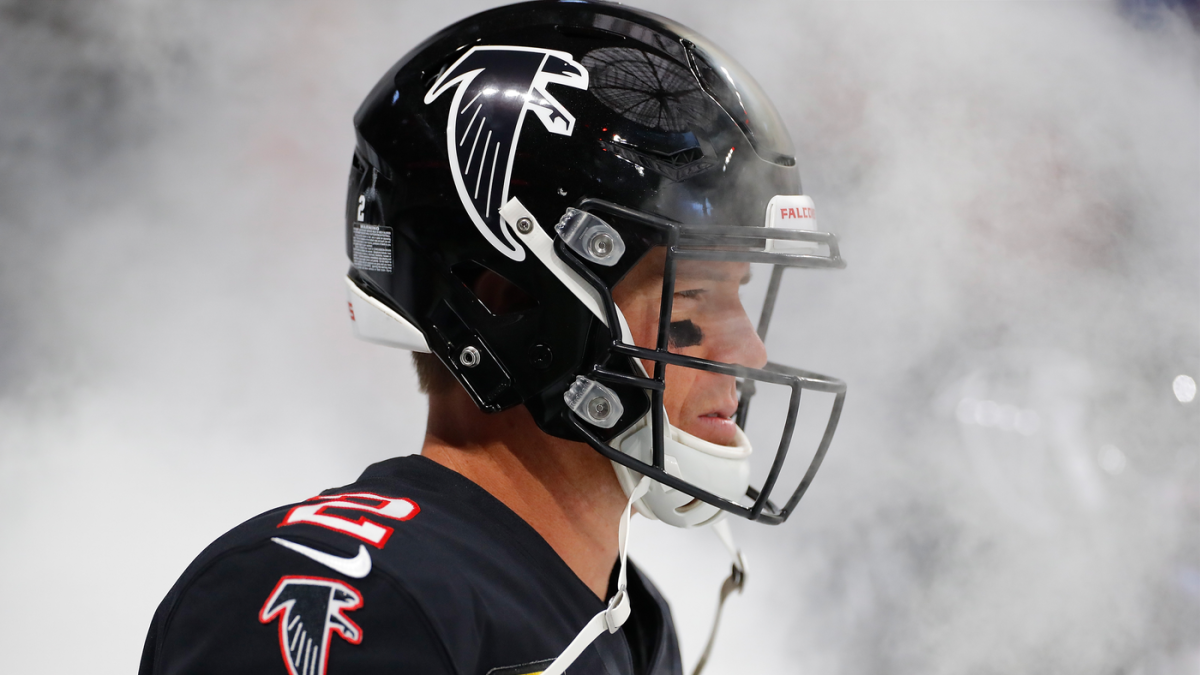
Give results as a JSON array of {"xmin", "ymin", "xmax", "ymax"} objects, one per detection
[{"xmin": 451, "ymin": 261, "xmax": 539, "ymax": 316}]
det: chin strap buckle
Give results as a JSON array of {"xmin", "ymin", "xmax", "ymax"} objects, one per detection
[{"xmin": 603, "ymin": 588, "xmax": 630, "ymax": 633}]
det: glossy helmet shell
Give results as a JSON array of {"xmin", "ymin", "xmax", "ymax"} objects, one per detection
[{"xmin": 346, "ymin": 0, "xmax": 801, "ymax": 444}]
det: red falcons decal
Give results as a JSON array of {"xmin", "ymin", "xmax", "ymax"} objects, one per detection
[
  {"xmin": 279, "ymin": 492, "xmax": 419, "ymax": 547},
  {"xmin": 260, "ymin": 576, "xmax": 363, "ymax": 675},
  {"xmin": 779, "ymin": 206, "xmax": 814, "ymax": 220}
]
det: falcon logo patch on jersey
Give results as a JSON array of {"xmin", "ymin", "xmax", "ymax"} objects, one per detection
[
  {"xmin": 260, "ymin": 576, "xmax": 363, "ymax": 675},
  {"xmin": 424, "ymin": 46, "xmax": 589, "ymax": 261}
]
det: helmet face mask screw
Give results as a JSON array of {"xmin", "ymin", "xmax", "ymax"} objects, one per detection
[
  {"xmin": 459, "ymin": 345, "xmax": 481, "ymax": 368},
  {"xmin": 588, "ymin": 232, "xmax": 614, "ymax": 258},
  {"xmin": 515, "ymin": 217, "xmax": 534, "ymax": 234},
  {"xmin": 563, "ymin": 376, "xmax": 624, "ymax": 429},
  {"xmin": 587, "ymin": 396, "xmax": 611, "ymax": 420},
  {"xmin": 554, "ymin": 208, "xmax": 625, "ymax": 267}
]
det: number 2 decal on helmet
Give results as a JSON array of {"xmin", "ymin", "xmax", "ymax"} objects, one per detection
[{"xmin": 423, "ymin": 46, "xmax": 589, "ymax": 261}]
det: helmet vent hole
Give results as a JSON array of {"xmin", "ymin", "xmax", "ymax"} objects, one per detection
[
  {"xmin": 675, "ymin": 498, "xmax": 704, "ymax": 514},
  {"xmin": 659, "ymin": 146, "xmax": 704, "ymax": 167},
  {"xmin": 451, "ymin": 261, "xmax": 538, "ymax": 316}
]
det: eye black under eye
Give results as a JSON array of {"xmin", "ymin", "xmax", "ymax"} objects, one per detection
[{"xmin": 668, "ymin": 319, "xmax": 703, "ymax": 349}]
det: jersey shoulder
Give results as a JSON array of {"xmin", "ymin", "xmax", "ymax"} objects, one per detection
[
  {"xmin": 140, "ymin": 455, "xmax": 630, "ymax": 675},
  {"xmin": 140, "ymin": 529, "xmax": 455, "ymax": 675},
  {"xmin": 141, "ymin": 455, "xmax": 684, "ymax": 675},
  {"xmin": 139, "ymin": 458, "xmax": 457, "ymax": 675}
]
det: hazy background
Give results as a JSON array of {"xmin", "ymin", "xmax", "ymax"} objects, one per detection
[{"xmin": 1, "ymin": 0, "xmax": 1196, "ymax": 673}]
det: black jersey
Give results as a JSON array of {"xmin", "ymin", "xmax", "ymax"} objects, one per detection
[{"xmin": 139, "ymin": 455, "xmax": 683, "ymax": 675}]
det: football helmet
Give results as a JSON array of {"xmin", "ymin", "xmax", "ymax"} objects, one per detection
[{"xmin": 344, "ymin": 0, "xmax": 846, "ymax": 528}]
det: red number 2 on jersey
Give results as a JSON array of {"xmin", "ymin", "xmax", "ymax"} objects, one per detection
[{"xmin": 279, "ymin": 492, "xmax": 419, "ymax": 547}]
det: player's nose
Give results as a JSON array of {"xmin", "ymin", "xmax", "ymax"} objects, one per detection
[{"xmin": 714, "ymin": 311, "xmax": 768, "ymax": 371}]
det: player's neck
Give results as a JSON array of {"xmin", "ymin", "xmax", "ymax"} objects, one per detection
[{"xmin": 420, "ymin": 388, "xmax": 628, "ymax": 599}]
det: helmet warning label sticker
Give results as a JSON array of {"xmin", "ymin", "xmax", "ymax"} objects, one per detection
[{"xmin": 352, "ymin": 223, "xmax": 393, "ymax": 273}]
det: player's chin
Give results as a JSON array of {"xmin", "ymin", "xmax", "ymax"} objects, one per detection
[{"xmin": 686, "ymin": 413, "xmax": 741, "ymax": 447}]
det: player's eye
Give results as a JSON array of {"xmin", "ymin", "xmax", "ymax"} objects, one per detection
[{"xmin": 675, "ymin": 288, "xmax": 705, "ymax": 299}]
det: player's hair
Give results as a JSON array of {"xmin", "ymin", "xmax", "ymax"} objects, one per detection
[{"xmin": 412, "ymin": 351, "xmax": 456, "ymax": 395}]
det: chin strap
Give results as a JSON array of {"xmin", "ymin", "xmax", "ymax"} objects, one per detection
[
  {"xmin": 692, "ymin": 519, "xmax": 748, "ymax": 675},
  {"xmin": 542, "ymin": 476, "xmax": 651, "ymax": 675}
]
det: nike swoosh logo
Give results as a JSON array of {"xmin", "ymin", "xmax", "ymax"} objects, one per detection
[{"xmin": 271, "ymin": 537, "xmax": 372, "ymax": 579}]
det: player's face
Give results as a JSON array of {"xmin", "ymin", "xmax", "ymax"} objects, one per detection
[{"xmin": 613, "ymin": 250, "xmax": 767, "ymax": 447}]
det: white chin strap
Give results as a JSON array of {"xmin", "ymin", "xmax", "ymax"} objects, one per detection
[
  {"xmin": 542, "ymin": 477, "xmax": 747, "ymax": 675},
  {"xmin": 541, "ymin": 476, "xmax": 650, "ymax": 675}
]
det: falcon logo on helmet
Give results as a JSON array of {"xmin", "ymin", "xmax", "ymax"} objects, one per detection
[
  {"xmin": 259, "ymin": 576, "xmax": 364, "ymax": 675},
  {"xmin": 424, "ymin": 46, "xmax": 589, "ymax": 262}
]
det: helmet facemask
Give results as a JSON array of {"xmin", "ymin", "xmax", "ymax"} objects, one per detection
[{"xmin": 500, "ymin": 196, "xmax": 846, "ymax": 527}]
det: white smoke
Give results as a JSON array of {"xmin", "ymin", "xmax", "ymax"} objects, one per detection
[{"xmin": 0, "ymin": 1, "xmax": 1196, "ymax": 674}]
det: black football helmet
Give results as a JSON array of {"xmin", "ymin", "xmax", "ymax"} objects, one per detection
[{"xmin": 344, "ymin": 0, "xmax": 845, "ymax": 527}]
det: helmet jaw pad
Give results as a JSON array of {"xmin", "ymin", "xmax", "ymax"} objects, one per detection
[{"xmin": 610, "ymin": 412, "xmax": 753, "ymax": 529}]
